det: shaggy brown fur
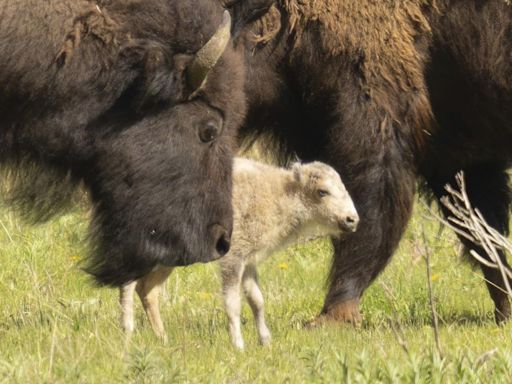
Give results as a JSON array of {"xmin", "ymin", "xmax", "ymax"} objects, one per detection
[
  {"xmin": 227, "ymin": 0, "xmax": 512, "ymax": 324},
  {"xmin": 55, "ymin": 4, "xmax": 119, "ymax": 67},
  {"xmin": 0, "ymin": 0, "xmax": 266, "ymax": 286},
  {"xmin": 261, "ymin": 0, "xmax": 436, "ymax": 153}
]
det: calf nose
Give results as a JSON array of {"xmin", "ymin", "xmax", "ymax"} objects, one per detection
[
  {"xmin": 211, "ymin": 224, "xmax": 231, "ymax": 258},
  {"xmin": 340, "ymin": 213, "xmax": 359, "ymax": 232}
]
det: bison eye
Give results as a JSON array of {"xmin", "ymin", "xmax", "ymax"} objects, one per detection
[
  {"xmin": 198, "ymin": 121, "xmax": 221, "ymax": 143},
  {"xmin": 317, "ymin": 189, "xmax": 329, "ymax": 197}
]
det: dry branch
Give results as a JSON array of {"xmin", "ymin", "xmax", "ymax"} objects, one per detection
[{"xmin": 439, "ymin": 172, "xmax": 512, "ymax": 298}]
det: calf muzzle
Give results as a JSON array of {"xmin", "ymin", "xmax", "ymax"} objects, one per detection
[{"xmin": 339, "ymin": 214, "xmax": 359, "ymax": 232}]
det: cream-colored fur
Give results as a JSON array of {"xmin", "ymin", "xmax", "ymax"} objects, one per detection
[{"xmin": 120, "ymin": 157, "xmax": 358, "ymax": 348}]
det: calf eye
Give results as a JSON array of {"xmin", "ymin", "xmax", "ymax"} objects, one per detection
[
  {"xmin": 198, "ymin": 121, "xmax": 221, "ymax": 143},
  {"xmin": 317, "ymin": 189, "xmax": 329, "ymax": 197}
]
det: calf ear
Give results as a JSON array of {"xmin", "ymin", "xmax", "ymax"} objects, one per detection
[
  {"xmin": 226, "ymin": 0, "xmax": 276, "ymax": 34},
  {"xmin": 292, "ymin": 162, "xmax": 302, "ymax": 184}
]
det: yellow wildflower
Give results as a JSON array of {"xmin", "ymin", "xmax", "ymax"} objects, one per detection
[
  {"xmin": 199, "ymin": 292, "xmax": 213, "ymax": 300},
  {"xmin": 278, "ymin": 262, "xmax": 289, "ymax": 270}
]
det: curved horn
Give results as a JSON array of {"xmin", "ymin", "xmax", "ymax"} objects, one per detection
[{"xmin": 187, "ymin": 11, "xmax": 232, "ymax": 91}]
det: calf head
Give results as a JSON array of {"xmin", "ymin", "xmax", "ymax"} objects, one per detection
[{"xmin": 292, "ymin": 162, "xmax": 359, "ymax": 236}]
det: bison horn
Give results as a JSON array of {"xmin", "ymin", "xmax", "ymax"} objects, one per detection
[{"xmin": 187, "ymin": 10, "xmax": 232, "ymax": 91}]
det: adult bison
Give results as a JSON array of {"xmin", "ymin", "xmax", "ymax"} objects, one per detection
[
  {"xmin": 0, "ymin": 0, "xmax": 272, "ymax": 286},
  {"xmin": 226, "ymin": 0, "xmax": 512, "ymax": 324}
]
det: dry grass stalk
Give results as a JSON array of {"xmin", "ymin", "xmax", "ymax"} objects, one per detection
[
  {"xmin": 421, "ymin": 223, "xmax": 443, "ymax": 356},
  {"xmin": 438, "ymin": 172, "xmax": 512, "ymax": 298},
  {"xmin": 380, "ymin": 282, "xmax": 410, "ymax": 356}
]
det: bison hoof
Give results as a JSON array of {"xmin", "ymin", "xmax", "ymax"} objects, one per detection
[
  {"xmin": 306, "ymin": 299, "xmax": 363, "ymax": 328},
  {"xmin": 495, "ymin": 301, "xmax": 511, "ymax": 325},
  {"xmin": 303, "ymin": 316, "xmax": 327, "ymax": 329}
]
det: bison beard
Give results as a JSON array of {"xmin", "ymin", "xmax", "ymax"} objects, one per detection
[
  {"xmin": 235, "ymin": 0, "xmax": 512, "ymax": 324},
  {"xmin": 84, "ymin": 109, "xmax": 236, "ymax": 285},
  {"xmin": 0, "ymin": 0, "xmax": 264, "ymax": 286}
]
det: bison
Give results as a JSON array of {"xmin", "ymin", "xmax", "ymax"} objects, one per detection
[
  {"xmin": 225, "ymin": 0, "xmax": 512, "ymax": 324},
  {"xmin": 0, "ymin": 0, "xmax": 272, "ymax": 286}
]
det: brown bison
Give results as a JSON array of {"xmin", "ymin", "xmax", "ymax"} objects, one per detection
[
  {"xmin": 226, "ymin": 0, "xmax": 512, "ymax": 324},
  {"xmin": 0, "ymin": 0, "xmax": 273, "ymax": 286}
]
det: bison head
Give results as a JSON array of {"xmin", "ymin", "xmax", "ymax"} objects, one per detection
[{"xmin": 83, "ymin": 4, "xmax": 252, "ymax": 285}]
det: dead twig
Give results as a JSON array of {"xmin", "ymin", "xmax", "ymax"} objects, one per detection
[{"xmin": 438, "ymin": 172, "xmax": 512, "ymax": 299}]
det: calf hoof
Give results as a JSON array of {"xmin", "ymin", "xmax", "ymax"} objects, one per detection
[
  {"xmin": 233, "ymin": 339, "xmax": 245, "ymax": 350},
  {"xmin": 121, "ymin": 315, "xmax": 135, "ymax": 334},
  {"xmin": 259, "ymin": 333, "xmax": 271, "ymax": 347},
  {"xmin": 495, "ymin": 300, "xmax": 511, "ymax": 325},
  {"xmin": 230, "ymin": 334, "xmax": 245, "ymax": 350},
  {"xmin": 306, "ymin": 299, "xmax": 362, "ymax": 328},
  {"xmin": 154, "ymin": 330, "xmax": 168, "ymax": 344}
]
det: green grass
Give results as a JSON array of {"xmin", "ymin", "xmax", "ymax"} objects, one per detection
[{"xmin": 0, "ymin": 200, "xmax": 511, "ymax": 383}]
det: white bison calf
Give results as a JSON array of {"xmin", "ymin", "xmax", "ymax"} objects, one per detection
[{"xmin": 120, "ymin": 157, "xmax": 359, "ymax": 349}]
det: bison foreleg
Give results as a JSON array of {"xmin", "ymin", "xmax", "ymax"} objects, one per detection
[{"xmin": 314, "ymin": 156, "xmax": 416, "ymax": 325}]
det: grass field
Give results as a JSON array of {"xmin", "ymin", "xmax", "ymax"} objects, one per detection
[{"xmin": 0, "ymin": 197, "xmax": 511, "ymax": 383}]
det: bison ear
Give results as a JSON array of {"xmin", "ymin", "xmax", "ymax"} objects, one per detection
[
  {"xmin": 129, "ymin": 11, "xmax": 232, "ymax": 108},
  {"xmin": 129, "ymin": 45, "xmax": 191, "ymax": 110},
  {"xmin": 225, "ymin": 0, "xmax": 277, "ymax": 34}
]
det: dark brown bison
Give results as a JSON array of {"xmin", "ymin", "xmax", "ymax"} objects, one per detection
[
  {"xmin": 226, "ymin": 0, "xmax": 512, "ymax": 324},
  {"xmin": 0, "ymin": 0, "xmax": 272, "ymax": 286}
]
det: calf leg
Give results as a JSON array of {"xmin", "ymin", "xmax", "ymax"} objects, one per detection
[
  {"xmin": 242, "ymin": 263, "xmax": 271, "ymax": 346},
  {"xmin": 428, "ymin": 165, "xmax": 512, "ymax": 323},
  {"xmin": 220, "ymin": 258, "xmax": 245, "ymax": 349},
  {"xmin": 135, "ymin": 266, "xmax": 174, "ymax": 340},
  {"xmin": 120, "ymin": 281, "xmax": 137, "ymax": 334}
]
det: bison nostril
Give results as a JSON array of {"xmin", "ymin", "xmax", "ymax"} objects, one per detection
[
  {"xmin": 215, "ymin": 232, "xmax": 231, "ymax": 256},
  {"xmin": 211, "ymin": 224, "xmax": 231, "ymax": 258}
]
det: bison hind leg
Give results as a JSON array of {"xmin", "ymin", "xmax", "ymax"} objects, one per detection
[{"xmin": 427, "ymin": 164, "xmax": 512, "ymax": 324}]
